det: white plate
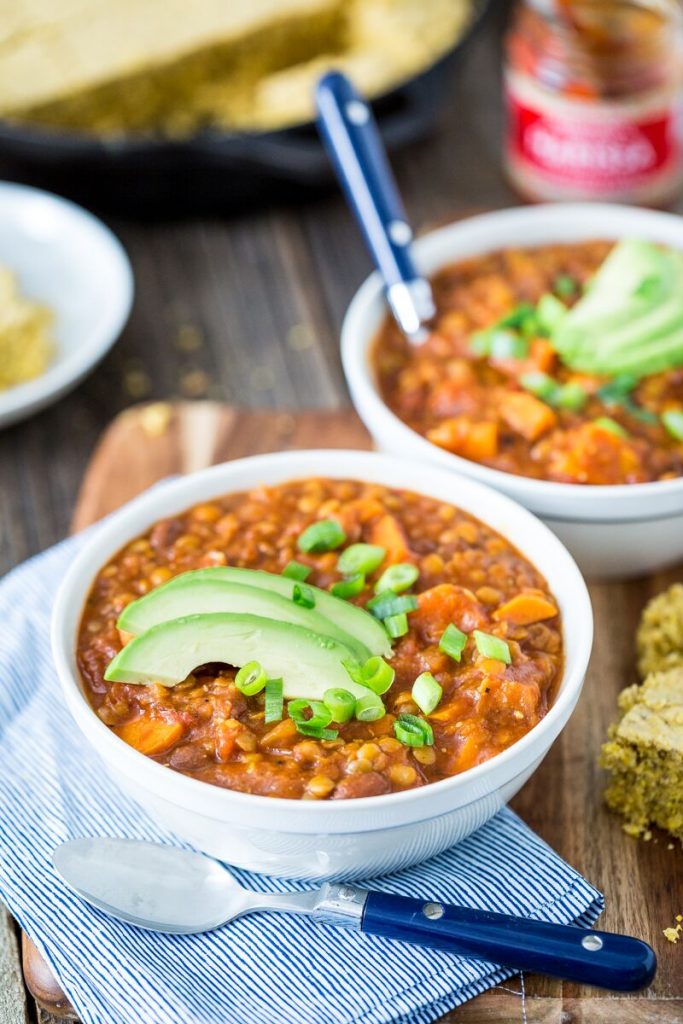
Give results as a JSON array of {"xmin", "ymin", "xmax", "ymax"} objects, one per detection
[{"xmin": 0, "ymin": 182, "xmax": 133, "ymax": 428}]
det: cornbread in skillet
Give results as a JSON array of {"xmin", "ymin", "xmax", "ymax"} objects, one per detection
[
  {"xmin": 601, "ymin": 668, "xmax": 683, "ymax": 842},
  {"xmin": 0, "ymin": 268, "xmax": 54, "ymax": 391},
  {"xmin": 637, "ymin": 583, "xmax": 683, "ymax": 678},
  {"xmin": 0, "ymin": 0, "xmax": 472, "ymax": 136}
]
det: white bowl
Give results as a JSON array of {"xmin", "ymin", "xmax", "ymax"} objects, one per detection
[
  {"xmin": 0, "ymin": 181, "xmax": 133, "ymax": 428},
  {"xmin": 52, "ymin": 449, "xmax": 592, "ymax": 881},
  {"xmin": 341, "ymin": 204, "xmax": 683, "ymax": 580}
]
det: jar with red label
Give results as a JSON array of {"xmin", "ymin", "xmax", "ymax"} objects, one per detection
[{"xmin": 504, "ymin": 0, "xmax": 683, "ymax": 205}]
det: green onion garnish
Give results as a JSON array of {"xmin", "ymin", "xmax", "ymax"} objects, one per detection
[
  {"xmin": 323, "ymin": 688, "xmax": 356, "ymax": 723},
  {"xmin": 473, "ymin": 630, "xmax": 511, "ymax": 664},
  {"xmin": 330, "ymin": 574, "xmax": 365, "ymax": 599},
  {"xmin": 292, "ymin": 582, "xmax": 315, "ymax": 609},
  {"xmin": 489, "ymin": 329, "xmax": 529, "ymax": 360},
  {"xmin": 553, "ymin": 382, "xmax": 588, "ymax": 411},
  {"xmin": 367, "ymin": 590, "xmax": 418, "ymax": 620},
  {"xmin": 594, "ymin": 416, "xmax": 628, "ymax": 437},
  {"xmin": 264, "ymin": 678, "xmax": 284, "ymax": 723},
  {"xmin": 498, "ymin": 302, "xmax": 536, "ymax": 329},
  {"xmin": 374, "ymin": 562, "xmax": 419, "ymax": 595},
  {"xmin": 297, "ymin": 519, "xmax": 346, "ymax": 553},
  {"xmin": 282, "ymin": 560, "xmax": 311, "ymax": 581},
  {"xmin": 385, "ymin": 612, "xmax": 408, "ymax": 639},
  {"xmin": 412, "ymin": 672, "xmax": 442, "ymax": 715},
  {"xmin": 295, "ymin": 724, "xmax": 339, "ymax": 740},
  {"xmin": 520, "ymin": 372, "xmax": 560, "ymax": 402},
  {"xmin": 470, "ymin": 331, "xmax": 492, "ymax": 357},
  {"xmin": 337, "ymin": 543, "xmax": 386, "ymax": 576},
  {"xmin": 662, "ymin": 409, "xmax": 683, "ymax": 441},
  {"xmin": 354, "ymin": 692, "xmax": 386, "ymax": 722},
  {"xmin": 439, "ymin": 623, "xmax": 467, "ymax": 662},
  {"xmin": 536, "ymin": 293, "xmax": 567, "ymax": 335},
  {"xmin": 597, "ymin": 373, "xmax": 639, "ymax": 404},
  {"xmin": 554, "ymin": 274, "xmax": 577, "ymax": 299},
  {"xmin": 235, "ymin": 660, "xmax": 267, "ymax": 696},
  {"xmin": 288, "ymin": 699, "xmax": 333, "ymax": 731},
  {"xmin": 360, "ymin": 655, "xmax": 395, "ymax": 695},
  {"xmin": 394, "ymin": 713, "xmax": 434, "ymax": 747}
]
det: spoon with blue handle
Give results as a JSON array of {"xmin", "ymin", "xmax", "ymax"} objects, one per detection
[
  {"xmin": 315, "ymin": 71, "xmax": 436, "ymax": 344},
  {"xmin": 53, "ymin": 838, "xmax": 656, "ymax": 991}
]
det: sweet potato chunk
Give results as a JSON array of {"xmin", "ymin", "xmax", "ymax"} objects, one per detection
[
  {"xmin": 370, "ymin": 514, "xmax": 412, "ymax": 564},
  {"xmin": 494, "ymin": 593, "xmax": 558, "ymax": 626},
  {"xmin": 412, "ymin": 584, "xmax": 488, "ymax": 643},
  {"xmin": 501, "ymin": 392, "xmax": 557, "ymax": 441},
  {"xmin": 115, "ymin": 714, "xmax": 185, "ymax": 756},
  {"xmin": 427, "ymin": 417, "xmax": 499, "ymax": 462}
]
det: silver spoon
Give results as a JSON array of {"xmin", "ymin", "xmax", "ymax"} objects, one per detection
[{"xmin": 53, "ymin": 838, "xmax": 656, "ymax": 991}]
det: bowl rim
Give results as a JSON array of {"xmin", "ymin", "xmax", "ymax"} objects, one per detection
[
  {"xmin": 51, "ymin": 448, "xmax": 592, "ymax": 823},
  {"xmin": 341, "ymin": 202, "xmax": 683, "ymax": 511},
  {"xmin": 0, "ymin": 181, "xmax": 134, "ymax": 425}
]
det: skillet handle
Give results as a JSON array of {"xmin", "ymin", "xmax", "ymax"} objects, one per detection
[{"xmin": 362, "ymin": 892, "xmax": 657, "ymax": 992}]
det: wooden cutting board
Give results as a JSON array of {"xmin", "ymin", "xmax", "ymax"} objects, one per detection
[{"xmin": 24, "ymin": 401, "xmax": 683, "ymax": 1024}]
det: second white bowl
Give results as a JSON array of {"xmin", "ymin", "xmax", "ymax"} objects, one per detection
[{"xmin": 341, "ymin": 204, "xmax": 683, "ymax": 580}]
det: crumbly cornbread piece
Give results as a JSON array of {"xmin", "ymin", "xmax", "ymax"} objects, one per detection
[
  {"xmin": 0, "ymin": 268, "xmax": 54, "ymax": 390},
  {"xmin": 637, "ymin": 584, "xmax": 683, "ymax": 678},
  {"xmin": 0, "ymin": 0, "xmax": 472, "ymax": 136},
  {"xmin": 601, "ymin": 668, "xmax": 683, "ymax": 842}
]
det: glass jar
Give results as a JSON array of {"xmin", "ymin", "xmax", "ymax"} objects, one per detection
[{"xmin": 504, "ymin": 0, "xmax": 683, "ymax": 205}]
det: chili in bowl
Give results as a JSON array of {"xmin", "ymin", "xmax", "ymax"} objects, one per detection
[
  {"xmin": 52, "ymin": 450, "xmax": 592, "ymax": 880},
  {"xmin": 341, "ymin": 204, "xmax": 683, "ymax": 579}
]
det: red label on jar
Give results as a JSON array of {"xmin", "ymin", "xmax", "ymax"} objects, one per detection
[{"xmin": 505, "ymin": 71, "xmax": 683, "ymax": 199}]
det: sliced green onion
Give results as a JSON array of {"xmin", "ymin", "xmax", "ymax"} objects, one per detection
[
  {"xmin": 323, "ymin": 688, "xmax": 356, "ymax": 723},
  {"xmin": 412, "ymin": 672, "xmax": 442, "ymax": 715},
  {"xmin": 337, "ymin": 543, "xmax": 386, "ymax": 576},
  {"xmin": 367, "ymin": 590, "xmax": 418, "ymax": 620},
  {"xmin": 295, "ymin": 723, "xmax": 339, "ymax": 739},
  {"xmin": 536, "ymin": 293, "xmax": 567, "ymax": 335},
  {"xmin": 374, "ymin": 562, "xmax": 419, "ymax": 595},
  {"xmin": 553, "ymin": 382, "xmax": 588, "ymax": 411},
  {"xmin": 330, "ymin": 573, "xmax": 366, "ymax": 599},
  {"xmin": 498, "ymin": 302, "xmax": 536, "ymax": 329},
  {"xmin": 354, "ymin": 692, "xmax": 386, "ymax": 722},
  {"xmin": 520, "ymin": 372, "xmax": 560, "ymax": 402},
  {"xmin": 282, "ymin": 560, "xmax": 311, "ymax": 581},
  {"xmin": 361, "ymin": 655, "xmax": 395, "ymax": 695},
  {"xmin": 473, "ymin": 630, "xmax": 511, "ymax": 664},
  {"xmin": 288, "ymin": 699, "xmax": 333, "ymax": 730},
  {"xmin": 292, "ymin": 582, "xmax": 315, "ymax": 609},
  {"xmin": 342, "ymin": 658, "xmax": 364, "ymax": 684},
  {"xmin": 554, "ymin": 274, "xmax": 577, "ymax": 299},
  {"xmin": 264, "ymin": 678, "xmax": 284, "ymax": 723},
  {"xmin": 594, "ymin": 416, "xmax": 628, "ymax": 438},
  {"xmin": 385, "ymin": 612, "xmax": 408, "ymax": 639},
  {"xmin": 394, "ymin": 713, "xmax": 434, "ymax": 747},
  {"xmin": 439, "ymin": 623, "xmax": 467, "ymax": 662},
  {"xmin": 489, "ymin": 329, "xmax": 529, "ymax": 360},
  {"xmin": 662, "ymin": 409, "xmax": 683, "ymax": 442},
  {"xmin": 297, "ymin": 519, "xmax": 346, "ymax": 553},
  {"xmin": 597, "ymin": 373, "xmax": 639, "ymax": 405},
  {"xmin": 470, "ymin": 331, "xmax": 492, "ymax": 357},
  {"xmin": 235, "ymin": 660, "xmax": 267, "ymax": 696}
]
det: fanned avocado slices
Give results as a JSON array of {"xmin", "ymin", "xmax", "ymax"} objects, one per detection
[
  {"xmin": 105, "ymin": 612, "xmax": 373, "ymax": 700},
  {"xmin": 137, "ymin": 566, "xmax": 392, "ymax": 657},
  {"xmin": 552, "ymin": 240, "xmax": 683, "ymax": 378},
  {"xmin": 117, "ymin": 576, "xmax": 371, "ymax": 663}
]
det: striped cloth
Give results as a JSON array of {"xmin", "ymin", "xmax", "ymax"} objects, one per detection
[{"xmin": 0, "ymin": 530, "xmax": 604, "ymax": 1024}]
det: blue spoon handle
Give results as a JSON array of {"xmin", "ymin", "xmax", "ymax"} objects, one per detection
[
  {"xmin": 362, "ymin": 892, "xmax": 656, "ymax": 992},
  {"xmin": 315, "ymin": 70, "xmax": 434, "ymax": 339}
]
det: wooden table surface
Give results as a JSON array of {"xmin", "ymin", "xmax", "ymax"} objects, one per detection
[{"xmin": 1, "ymin": 6, "xmax": 682, "ymax": 1023}]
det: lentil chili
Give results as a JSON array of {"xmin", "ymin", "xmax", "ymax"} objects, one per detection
[
  {"xmin": 373, "ymin": 241, "xmax": 683, "ymax": 485},
  {"xmin": 78, "ymin": 478, "xmax": 563, "ymax": 800}
]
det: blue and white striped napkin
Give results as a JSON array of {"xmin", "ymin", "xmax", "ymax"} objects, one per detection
[{"xmin": 0, "ymin": 528, "xmax": 603, "ymax": 1024}]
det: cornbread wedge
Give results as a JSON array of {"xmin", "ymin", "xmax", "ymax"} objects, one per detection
[
  {"xmin": 637, "ymin": 583, "xmax": 683, "ymax": 678},
  {"xmin": 601, "ymin": 668, "xmax": 683, "ymax": 842},
  {"xmin": 0, "ymin": 268, "xmax": 54, "ymax": 391}
]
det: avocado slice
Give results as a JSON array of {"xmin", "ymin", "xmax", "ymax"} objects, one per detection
[
  {"xmin": 552, "ymin": 240, "xmax": 683, "ymax": 377},
  {"xmin": 104, "ymin": 612, "xmax": 373, "ymax": 700},
  {"xmin": 152, "ymin": 566, "xmax": 391, "ymax": 657},
  {"xmin": 117, "ymin": 577, "xmax": 370, "ymax": 663}
]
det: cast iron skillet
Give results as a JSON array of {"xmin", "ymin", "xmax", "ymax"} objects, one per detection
[{"xmin": 0, "ymin": 0, "xmax": 493, "ymax": 216}]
